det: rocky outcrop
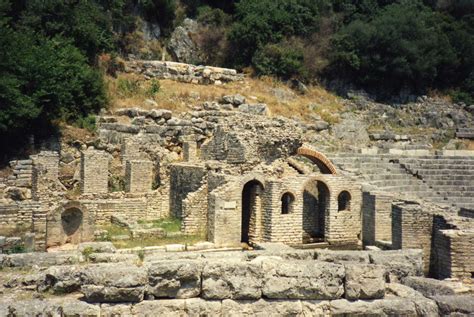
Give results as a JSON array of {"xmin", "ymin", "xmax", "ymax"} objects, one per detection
[{"xmin": 168, "ymin": 19, "xmax": 200, "ymax": 64}]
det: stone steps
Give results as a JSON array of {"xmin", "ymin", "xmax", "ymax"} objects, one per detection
[
  {"xmin": 369, "ymin": 179, "xmax": 428, "ymax": 187},
  {"xmin": 421, "ymin": 175, "xmax": 474, "ymax": 181},
  {"xmin": 366, "ymin": 174, "xmax": 419, "ymax": 181},
  {"xmin": 413, "ymin": 169, "xmax": 474, "ymax": 176}
]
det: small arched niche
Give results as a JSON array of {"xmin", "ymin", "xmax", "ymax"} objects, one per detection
[
  {"xmin": 337, "ymin": 191, "xmax": 351, "ymax": 211},
  {"xmin": 61, "ymin": 207, "xmax": 83, "ymax": 236},
  {"xmin": 281, "ymin": 192, "xmax": 295, "ymax": 214}
]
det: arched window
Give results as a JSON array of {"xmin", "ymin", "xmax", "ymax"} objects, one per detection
[
  {"xmin": 338, "ymin": 191, "xmax": 351, "ymax": 211},
  {"xmin": 281, "ymin": 192, "xmax": 295, "ymax": 214}
]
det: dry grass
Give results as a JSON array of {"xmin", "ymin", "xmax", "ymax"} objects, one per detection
[{"xmin": 106, "ymin": 73, "xmax": 344, "ymax": 123}]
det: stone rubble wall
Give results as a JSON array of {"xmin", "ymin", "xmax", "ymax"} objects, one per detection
[{"xmin": 125, "ymin": 60, "xmax": 244, "ymax": 85}]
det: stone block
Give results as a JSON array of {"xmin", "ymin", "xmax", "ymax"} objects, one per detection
[
  {"xmin": 261, "ymin": 259, "xmax": 345, "ymax": 300},
  {"xmin": 78, "ymin": 242, "xmax": 116, "ymax": 254},
  {"xmin": 315, "ymin": 250, "xmax": 370, "ymax": 264},
  {"xmin": 403, "ymin": 276, "xmax": 456, "ymax": 297},
  {"xmin": 432, "ymin": 295, "xmax": 474, "ymax": 316},
  {"xmin": 369, "ymin": 249, "xmax": 423, "ymax": 281},
  {"xmin": 185, "ymin": 298, "xmax": 222, "ymax": 316},
  {"xmin": 132, "ymin": 299, "xmax": 186, "ymax": 316},
  {"xmin": 344, "ymin": 264, "xmax": 385, "ymax": 300},
  {"xmin": 221, "ymin": 299, "xmax": 302, "ymax": 316},
  {"xmin": 165, "ymin": 244, "xmax": 186, "ymax": 252},
  {"xmin": 202, "ymin": 260, "xmax": 263, "ymax": 299},
  {"xmin": 147, "ymin": 260, "xmax": 203, "ymax": 299},
  {"xmin": 81, "ymin": 263, "xmax": 147, "ymax": 303},
  {"xmin": 330, "ymin": 298, "xmax": 418, "ymax": 316}
]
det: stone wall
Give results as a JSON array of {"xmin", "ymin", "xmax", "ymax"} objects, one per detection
[
  {"xmin": 181, "ymin": 183, "xmax": 208, "ymax": 235},
  {"xmin": 45, "ymin": 201, "xmax": 95, "ymax": 248},
  {"xmin": 125, "ymin": 160, "xmax": 153, "ymax": 193},
  {"xmin": 80, "ymin": 192, "xmax": 166, "ymax": 225},
  {"xmin": 125, "ymin": 60, "xmax": 244, "ymax": 85},
  {"xmin": 169, "ymin": 163, "xmax": 207, "ymax": 219},
  {"xmin": 207, "ymin": 173, "xmax": 362, "ymax": 246},
  {"xmin": 80, "ymin": 150, "xmax": 109, "ymax": 194},
  {"xmin": 430, "ymin": 214, "xmax": 474, "ymax": 279},
  {"xmin": 265, "ymin": 179, "xmax": 303, "ymax": 244},
  {"xmin": 0, "ymin": 248, "xmax": 438, "ymax": 316},
  {"xmin": 392, "ymin": 202, "xmax": 434, "ymax": 274},
  {"xmin": 362, "ymin": 192, "xmax": 393, "ymax": 245}
]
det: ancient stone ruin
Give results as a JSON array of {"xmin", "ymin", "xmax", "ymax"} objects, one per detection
[{"xmin": 0, "ymin": 63, "xmax": 473, "ymax": 315}]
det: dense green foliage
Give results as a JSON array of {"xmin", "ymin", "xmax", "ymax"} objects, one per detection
[
  {"xmin": 220, "ymin": 0, "xmax": 473, "ymax": 101},
  {"xmin": 0, "ymin": 0, "xmax": 106, "ymax": 146}
]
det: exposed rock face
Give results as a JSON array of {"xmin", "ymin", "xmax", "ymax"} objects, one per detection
[{"xmin": 168, "ymin": 18, "xmax": 200, "ymax": 64}]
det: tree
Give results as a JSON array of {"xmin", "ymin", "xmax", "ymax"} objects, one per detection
[
  {"xmin": 228, "ymin": 0, "xmax": 327, "ymax": 67},
  {"xmin": 329, "ymin": 0, "xmax": 457, "ymax": 96}
]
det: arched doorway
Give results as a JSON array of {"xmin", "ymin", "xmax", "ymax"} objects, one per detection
[
  {"xmin": 61, "ymin": 207, "xmax": 83, "ymax": 241},
  {"xmin": 241, "ymin": 180, "xmax": 264, "ymax": 244},
  {"xmin": 303, "ymin": 180, "xmax": 330, "ymax": 243}
]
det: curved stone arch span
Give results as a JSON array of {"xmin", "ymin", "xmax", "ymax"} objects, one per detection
[
  {"xmin": 297, "ymin": 146, "xmax": 337, "ymax": 175},
  {"xmin": 239, "ymin": 173, "xmax": 266, "ymax": 191}
]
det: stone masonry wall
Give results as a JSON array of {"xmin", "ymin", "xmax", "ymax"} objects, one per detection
[
  {"xmin": 265, "ymin": 179, "xmax": 303, "ymax": 244},
  {"xmin": 443, "ymin": 229, "xmax": 474, "ymax": 280},
  {"xmin": 80, "ymin": 192, "xmax": 166, "ymax": 224},
  {"xmin": 80, "ymin": 150, "xmax": 109, "ymax": 194},
  {"xmin": 364, "ymin": 192, "xmax": 393, "ymax": 245},
  {"xmin": 392, "ymin": 202, "xmax": 434, "ymax": 274},
  {"xmin": 182, "ymin": 183, "xmax": 208, "ymax": 235},
  {"xmin": 125, "ymin": 60, "xmax": 244, "ymax": 85},
  {"xmin": 169, "ymin": 163, "xmax": 207, "ymax": 219},
  {"xmin": 125, "ymin": 160, "xmax": 153, "ymax": 193}
]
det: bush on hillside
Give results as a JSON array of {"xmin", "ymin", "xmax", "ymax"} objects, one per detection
[{"xmin": 252, "ymin": 42, "xmax": 305, "ymax": 79}]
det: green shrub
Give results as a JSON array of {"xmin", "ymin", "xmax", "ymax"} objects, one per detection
[
  {"xmin": 74, "ymin": 114, "xmax": 97, "ymax": 133},
  {"xmin": 117, "ymin": 78, "xmax": 142, "ymax": 98},
  {"xmin": 108, "ymin": 175, "xmax": 125, "ymax": 192},
  {"xmin": 252, "ymin": 42, "xmax": 305, "ymax": 79},
  {"xmin": 81, "ymin": 246, "xmax": 94, "ymax": 261},
  {"xmin": 197, "ymin": 6, "xmax": 231, "ymax": 26},
  {"xmin": 146, "ymin": 79, "xmax": 161, "ymax": 97}
]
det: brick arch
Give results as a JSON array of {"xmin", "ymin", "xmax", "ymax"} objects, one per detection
[
  {"xmin": 296, "ymin": 146, "xmax": 337, "ymax": 175},
  {"xmin": 239, "ymin": 173, "xmax": 266, "ymax": 191}
]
